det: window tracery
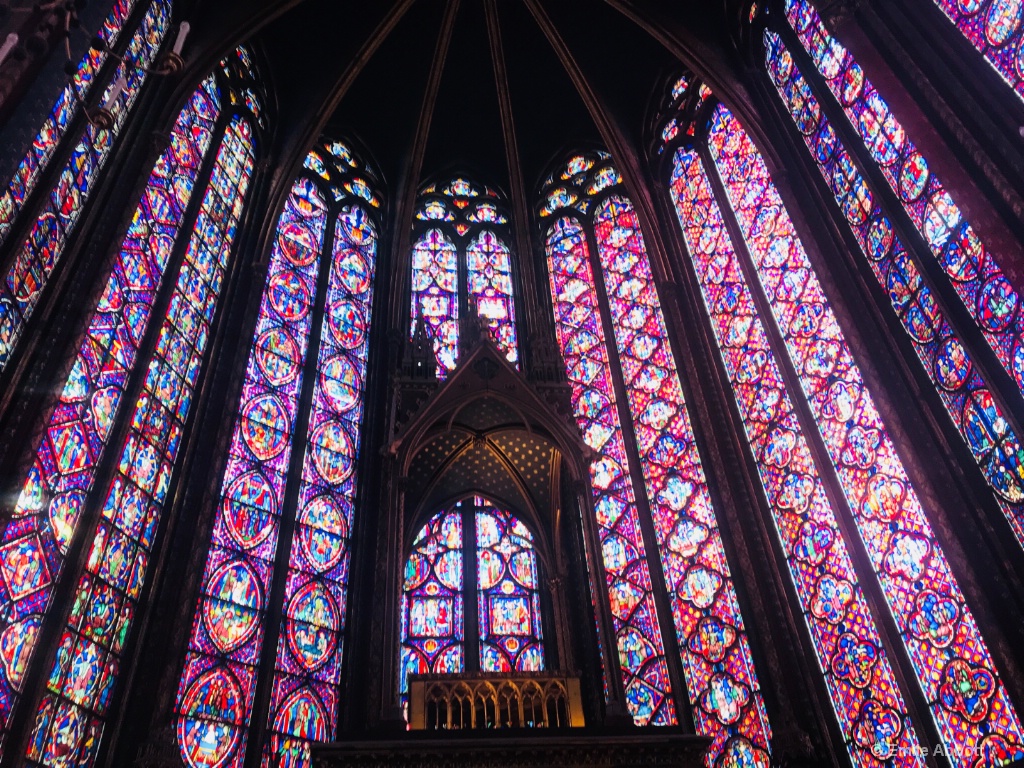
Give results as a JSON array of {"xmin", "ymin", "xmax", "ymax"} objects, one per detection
[
  {"xmin": 542, "ymin": 152, "xmax": 772, "ymax": 763},
  {"xmin": 176, "ymin": 137, "xmax": 380, "ymax": 768},
  {"xmin": 0, "ymin": 47, "xmax": 261, "ymax": 768},
  {"xmin": 659, "ymin": 73, "xmax": 1024, "ymax": 765},
  {"xmin": 411, "ymin": 179, "xmax": 518, "ymax": 377},
  {"xmin": 399, "ymin": 498, "xmax": 545, "ymax": 704}
]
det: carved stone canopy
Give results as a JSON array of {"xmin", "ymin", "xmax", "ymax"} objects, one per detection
[{"xmin": 389, "ymin": 335, "xmax": 588, "ymax": 562}]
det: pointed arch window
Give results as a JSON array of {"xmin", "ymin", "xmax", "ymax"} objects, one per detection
[
  {"xmin": 757, "ymin": 2, "xmax": 1024, "ymax": 553},
  {"xmin": 176, "ymin": 139, "xmax": 381, "ymax": 768},
  {"xmin": 540, "ymin": 152, "xmax": 772, "ymax": 763},
  {"xmin": 0, "ymin": 0, "xmax": 175, "ymax": 372},
  {"xmin": 399, "ymin": 497, "xmax": 545, "ymax": 702},
  {"xmin": 659, "ymin": 73, "xmax": 1024, "ymax": 764},
  {"xmin": 411, "ymin": 178, "xmax": 518, "ymax": 377},
  {"xmin": 0, "ymin": 48, "xmax": 261, "ymax": 768}
]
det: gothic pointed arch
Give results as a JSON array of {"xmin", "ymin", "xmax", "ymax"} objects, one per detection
[
  {"xmin": 658, "ymin": 67, "xmax": 1024, "ymax": 763},
  {"xmin": 0, "ymin": 45, "xmax": 265, "ymax": 768},
  {"xmin": 540, "ymin": 149, "xmax": 773, "ymax": 762},
  {"xmin": 175, "ymin": 134, "xmax": 382, "ymax": 768},
  {"xmin": 399, "ymin": 495, "xmax": 547, "ymax": 700},
  {"xmin": 386, "ymin": 337, "xmax": 587, "ymax": 716}
]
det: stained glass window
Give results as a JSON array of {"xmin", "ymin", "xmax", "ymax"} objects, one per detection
[
  {"xmin": 709, "ymin": 98, "xmax": 1024, "ymax": 768},
  {"xmin": 0, "ymin": 0, "xmax": 172, "ymax": 372},
  {"xmin": 542, "ymin": 154, "xmax": 772, "ymax": 761},
  {"xmin": 176, "ymin": 176, "xmax": 326, "ymax": 768},
  {"xmin": 762, "ymin": 27, "xmax": 1024, "ymax": 548},
  {"xmin": 930, "ymin": 0, "xmax": 1024, "ymax": 98},
  {"xmin": 0, "ymin": 73, "xmax": 219, "ymax": 755},
  {"xmin": 410, "ymin": 180, "xmax": 518, "ymax": 376},
  {"xmin": 545, "ymin": 215, "xmax": 676, "ymax": 727},
  {"xmin": 401, "ymin": 508, "xmax": 465, "ymax": 698},
  {"xmin": 670, "ymin": 142, "xmax": 920, "ymax": 764},
  {"xmin": 264, "ymin": 201, "xmax": 378, "ymax": 765},
  {"xmin": 176, "ymin": 140, "xmax": 381, "ymax": 768},
  {"xmin": 475, "ymin": 503, "xmax": 543, "ymax": 673},
  {"xmin": 593, "ymin": 193, "xmax": 771, "ymax": 760},
  {"xmin": 0, "ymin": 0, "xmax": 144, "ymax": 245},
  {"xmin": 411, "ymin": 229, "xmax": 459, "ymax": 377},
  {"xmin": 400, "ymin": 498, "xmax": 544, "ymax": 702},
  {"xmin": 27, "ymin": 115, "xmax": 255, "ymax": 768},
  {"xmin": 660, "ymin": 70, "xmax": 1024, "ymax": 763},
  {"xmin": 467, "ymin": 230, "xmax": 518, "ymax": 367},
  {"xmin": 783, "ymin": 0, "xmax": 1024, "ymax": 408},
  {"xmin": 0, "ymin": 47, "xmax": 261, "ymax": 766}
]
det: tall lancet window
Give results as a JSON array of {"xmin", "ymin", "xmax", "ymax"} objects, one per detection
[
  {"xmin": 928, "ymin": 0, "xmax": 1024, "ymax": 97},
  {"xmin": 399, "ymin": 498, "xmax": 545, "ymax": 702},
  {"xmin": 0, "ymin": 48, "xmax": 261, "ymax": 768},
  {"xmin": 760, "ymin": 1, "xmax": 1024, "ymax": 556},
  {"xmin": 176, "ymin": 139, "xmax": 381, "ymax": 768},
  {"xmin": 541, "ymin": 152, "xmax": 772, "ymax": 764},
  {"xmin": 659, "ymin": 73, "xmax": 1024, "ymax": 765},
  {"xmin": 411, "ymin": 178, "xmax": 518, "ymax": 377},
  {"xmin": 0, "ymin": 0, "xmax": 175, "ymax": 372}
]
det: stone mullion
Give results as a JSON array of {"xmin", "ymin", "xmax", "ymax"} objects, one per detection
[
  {"xmin": 1, "ymin": 107, "xmax": 230, "ymax": 768},
  {"xmin": 697, "ymin": 137, "xmax": 948, "ymax": 763},
  {"xmin": 646, "ymin": 152, "xmax": 842, "ymax": 763},
  {"xmin": 456, "ymin": 225, "xmax": 470, "ymax": 339},
  {"xmin": 580, "ymin": 220, "xmax": 695, "ymax": 732},
  {"xmin": 462, "ymin": 502, "xmax": 481, "ymax": 673}
]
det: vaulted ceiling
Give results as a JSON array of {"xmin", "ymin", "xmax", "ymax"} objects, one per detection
[{"xmin": 167, "ymin": 0, "xmax": 755, "ymax": 199}]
